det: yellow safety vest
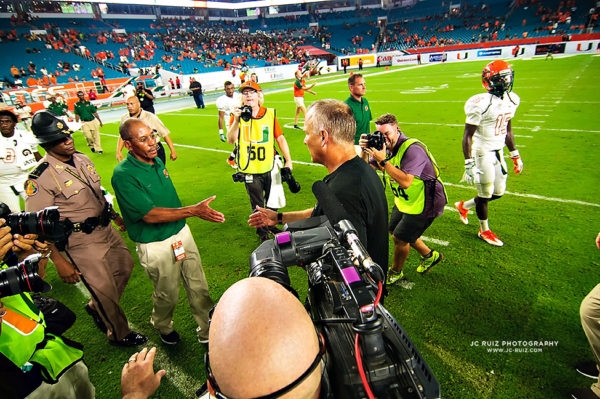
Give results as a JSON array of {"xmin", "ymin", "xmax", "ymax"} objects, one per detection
[
  {"xmin": 0, "ymin": 289, "xmax": 84, "ymax": 383},
  {"xmin": 385, "ymin": 138, "xmax": 443, "ymax": 215},
  {"xmin": 237, "ymin": 108, "xmax": 276, "ymax": 174}
]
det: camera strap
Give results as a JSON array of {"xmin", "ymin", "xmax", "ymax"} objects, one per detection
[{"xmin": 64, "ymin": 166, "xmax": 104, "ymax": 206}]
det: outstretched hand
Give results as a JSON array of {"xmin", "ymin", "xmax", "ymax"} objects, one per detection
[
  {"xmin": 248, "ymin": 206, "xmax": 277, "ymax": 228},
  {"xmin": 121, "ymin": 347, "xmax": 165, "ymax": 399},
  {"xmin": 193, "ymin": 196, "xmax": 226, "ymax": 223}
]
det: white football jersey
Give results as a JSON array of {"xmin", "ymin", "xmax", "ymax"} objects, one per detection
[
  {"xmin": 0, "ymin": 128, "xmax": 39, "ymax": 185},
  {"xmin": 464, "ymin": 91, "xmax": 520, "ymax": 152},
  {"xmin": 216, "ymin": 92, "xmax": 241, "ymax": 128}
]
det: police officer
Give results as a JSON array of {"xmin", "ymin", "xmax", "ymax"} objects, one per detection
[{"xmin": 25, "ymin": 110, "xmax": 147, "ymax": 347}]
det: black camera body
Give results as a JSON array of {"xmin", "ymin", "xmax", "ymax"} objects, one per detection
[
  {"xmin": 0, "ymin": 254, "xmax": 51, "ymax": 298},
  {"xmin": 365, "ymin": 131, "xmax": 385, "ymax": 151},
  {"xmin": 249, "ymin": 217, "xmax": 440, "ymax": 398},
  {"xmin": 239, "ymin": 105, "xmax": 253, "ymax": 122},
  {"xmin": 280, "ymin": 167, "xmax": 301, "ymax": 193},
  {"xmin": 232, "ymin": 171, "xmax": 245, "ymax": 183},
  {"xmin": 0, "ymin": 203, "xmax": 72, "ymax": 244}
]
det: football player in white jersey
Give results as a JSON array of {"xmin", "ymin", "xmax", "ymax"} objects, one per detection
[
  {"xmin": 0, "ymin": 109, "xmax": 41, "ymax": 211},
  {"xmin": 217, "ymin": 81, "xmax": 242, "ymax": 167},
  {"xmin": 454, "ymin": 60, "xmax": 523, "ymax": 247},
  {"xmin": 13, "ymin": 100, "xmax": 33, "ymax": 131}
]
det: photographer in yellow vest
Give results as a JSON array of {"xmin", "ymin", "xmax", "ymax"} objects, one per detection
[
  {"xmin": 360, "ymin": 114, "xmax": 447, "ymax": 285},
  {"xmin": 227, "ymin": 81, "xmax": 293, "ymax": 241},
  {"xmin": 0, "ymin": 224, "xmax": 94, "ymax": 398}
]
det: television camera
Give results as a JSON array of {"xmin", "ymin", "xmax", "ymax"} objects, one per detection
[{"xmin": 248, "ymin": 181, "xmax": 440, "ymax": 398}]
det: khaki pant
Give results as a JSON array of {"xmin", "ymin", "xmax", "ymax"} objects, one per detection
[
  {"xmin": 81, "ymin": 119, "xmax": 102, "ymax": 152},
  {"xmin": 26, "ymin": 361, "xmax": 95, "ymax": 399},
  {"xmin": 581, "ymin": 283, "xmax": 600, "ymax": 396},
  {"xmin": 136, "ymin": 224, "xmax": 213, "ymax": 340},
  {"xmin": 66, "ymin": 225, "xmax": 134, "ymax": 341}
]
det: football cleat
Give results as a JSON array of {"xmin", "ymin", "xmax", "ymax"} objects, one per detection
[
  {"xmin": 226, "ymin": 157, "xmax": 236, "ymax": 169},
  {"xmin": 478, "ymin": 229, "xmax": 504, "ymax": 247},
  {"xmin": 219, "ymin": 133, "xmax": 226, "ymax": 142},
  {"xmin": 482, "ymin": 60, "xmax": 514, "ymax": 97},
  {"xmin": 454, "ymin": 201, "xmax": 469, "ymax": 225},
  {"xmin": 417, "ymin": 250, "xmax": 443, "ymax": 274},
  {"xmin": 386, "ymin": 269, "xmax": 405, "ymax": 285}
]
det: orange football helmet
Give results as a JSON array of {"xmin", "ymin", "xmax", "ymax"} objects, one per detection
[{"xmin": 482, "ymin": 60, "xmax": 514, "ymax": 96}]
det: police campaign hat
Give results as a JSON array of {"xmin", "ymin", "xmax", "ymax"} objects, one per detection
[
  {"xmin": 31, "ymin": 110, "xmax": 72, "ymax": 144},
  {"xmin": 0, "ymin": 109, "xmax": 18, "ymax": 123}
]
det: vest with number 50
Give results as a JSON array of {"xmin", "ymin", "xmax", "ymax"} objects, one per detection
[{"xmin": 237, "ymin": 108, "xmax": 276, "ymax": 174}]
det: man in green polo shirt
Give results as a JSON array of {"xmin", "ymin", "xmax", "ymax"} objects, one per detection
[
  {"xmin": 111, "ymin": 118, "xmax": 225, "ymax": 346},
  {"xmin": 46, "ymin": 95, "xmax": 70, "ymax": 118},
  {"xmin": 74, "ymin": 90, "xmax": 103, "ymax": 154},
  {"xmin": 344, "ymin": 73, "xmax": 372, "ymax": 152}
]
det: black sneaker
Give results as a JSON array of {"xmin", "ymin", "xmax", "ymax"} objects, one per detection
[
  {"xmin": 293, "ymin": 125, "xmax": 301, "ymax": 129},
  {"xmin": 90, "ymin": 148, "xmax": 95, "ymax": 153},
  {"xmin": 570, "ymin": 388, "xmax": 600, "ymax": 399},
  {"xmin": 160, "ymin": 330, "xmax": 181, "ymax": 345},
  {"xmin": 97, "ymin": 150, "xmax": 103, "ymax": 154},
  {"xmin": 85, "ymin": 304, "xmax": 107, "ymax": 334},
  {"xmin": 111, "ymin": 331, "xmax": 148, "ymax": 347},
  {"xmin": 576, "ymin": 361, "xmax": 599, "ymax": 379}
]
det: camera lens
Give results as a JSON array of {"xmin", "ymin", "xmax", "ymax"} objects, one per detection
[{"xmin": 0, "ymin": 254, "xmax": 51, "ymax": 298}]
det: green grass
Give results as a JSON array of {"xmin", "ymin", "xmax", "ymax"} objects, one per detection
[{"xmin": 41, "ymin": 54, "xmax": 600, "ymax": 398}]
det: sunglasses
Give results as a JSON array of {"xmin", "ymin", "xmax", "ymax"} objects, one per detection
[{"xmin": 204, "ymin": 333, "xmax": 326, "ymax": 399}]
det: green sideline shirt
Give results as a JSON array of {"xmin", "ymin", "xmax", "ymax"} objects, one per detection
[
  {"xmin": 112, "ymin": 153, "xmax": 184, "ymax": 243},
  {"xmin": 344, "ymin": 95, "xmax": 372, "ymax": 144}
]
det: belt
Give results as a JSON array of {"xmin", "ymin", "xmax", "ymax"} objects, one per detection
[{"xmin": 71, "ymin": 217, "xmax": 100, "ymax": 234}]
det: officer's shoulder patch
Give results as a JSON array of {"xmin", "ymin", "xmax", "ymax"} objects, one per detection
[
  {"xmin": 25, "ymin": 180, "xmax": 39, "ymax": 196},
  {"xmin": 28, "ymin": 161, "xmax": 49, "ymax": 180}
]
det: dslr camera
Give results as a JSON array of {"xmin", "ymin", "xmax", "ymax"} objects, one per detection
[
  {"xmin": 248, "ymin": 182, "xmax": 440, "ymax": 399},
  {"xmin": 280, "ymin": 167, "xmax": 301, "ymax": 193},
  {"xmin": 365, "ymin": 131, "xmax": 385, "ymax": 151},
  {"xmin": 0, "ymin": 203, "xmax": 72, "ymax": 243},
  {"xmin": 239, "ymin": 105, "xmax": 253, "ymax": 122},
  {"xmin": 0, "ymin": 254, "xmax": 51, "ymax": 298}
]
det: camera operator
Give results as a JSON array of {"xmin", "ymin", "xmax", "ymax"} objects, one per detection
[
  {"xmin": 120, "ymin": 277, "xmax": 322, "ymax": 399},
  {"xmin": 360, "ymin": 114, "xmax": 446, "ymax": 285},
  {"xmin": 0, "ymin": 225, "xmax": 95, "ymax": 399},
  {"xmin": 136, "ymin": 81, "xmax": 155, "ymax": 114},
  {"xmin": 25, "ymin": 110, "xmax": 148, "ymax": 347},
  {"xmin": 0, "ymin": 109, "xmax": 41, "ymax": 212},
  {"xmin": 116, "ymin": 96, "xmax": 177, "ymax": 164},
  {"xmin": 227, "ymin": 81, "xmax": 293, "ymax": 241},
  {"xmin": 249, "ymin": 99, "xmax": 389, "ymax": 282}
]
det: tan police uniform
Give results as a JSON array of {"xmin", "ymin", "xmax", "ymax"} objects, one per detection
[{"xmin": 24, "ymin": 151, "xmax": 134, "ymax": 341}]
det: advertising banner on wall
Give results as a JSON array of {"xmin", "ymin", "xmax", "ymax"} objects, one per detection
[{"xmin": 391, "ymin": 54, "xmax": 419, "ymax": 66}]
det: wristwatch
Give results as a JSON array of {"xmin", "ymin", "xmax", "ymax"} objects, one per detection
[{"xmin": 379, "ymin": 159, "xmax": 387, "ymax": 168}]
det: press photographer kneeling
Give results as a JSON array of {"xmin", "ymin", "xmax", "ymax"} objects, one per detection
[{"xmin": 0, "ymin": 217, "xmax": 94, "ymax": 399}]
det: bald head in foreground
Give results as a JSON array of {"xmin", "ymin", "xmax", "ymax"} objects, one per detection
[{"xmin": 208, "ymin": 277, "xmax": 322, "ymax": 399}]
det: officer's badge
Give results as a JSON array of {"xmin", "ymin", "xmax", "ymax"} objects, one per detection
[
  {"xmin": 25, "ymin": 180, "xmax": 38, "ymax": 196},
  {"xmin": 163, "ymin": 169, "xmax": 169, "ymax": 178},
  {"xmin": 65, "ymin": 180, "xmax": 73, "ymax": 187},
  {"xmin": 87, "ymin": 164, "xmax": 94, "ymax": 172},
  {"xmin": 57, "ymin": 122, "xmax": 64, "ymax": 129}
]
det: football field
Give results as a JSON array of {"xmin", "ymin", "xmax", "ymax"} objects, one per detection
[{"xmin": 42, "ymin": 54, "xmax": 600, "ymax": 398}]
